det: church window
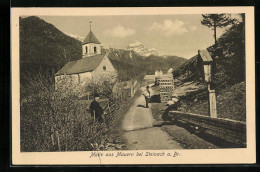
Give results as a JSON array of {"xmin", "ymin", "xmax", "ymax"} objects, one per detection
[
  {"xmin": 103, "ymin": 66, "xmax": 106, "ymax": 71},
  {"xmin": 94, "ymin": 46, "xmax": 97, "ymax": 54},
  {"xmin": 85, "ymin": 46, "xmax": 88, "ymax": 54}
]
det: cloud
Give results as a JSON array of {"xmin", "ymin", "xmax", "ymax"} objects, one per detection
[
  {"xmin": 148, "ymin": 19, "xmax": 189, "ymax": 36},
  {"xmin": 104, "ymin": 25, "xmax": 135, "ymax": 38}
]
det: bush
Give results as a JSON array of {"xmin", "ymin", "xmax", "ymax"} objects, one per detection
[{"xmin": 20, "ymin": 72, "xmax": 129, "ymax": 152}]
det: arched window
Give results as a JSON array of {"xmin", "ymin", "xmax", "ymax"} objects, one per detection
[
  {"xmin": 103, "ymin": 66, "xmax": 106, "ymax": 71},
  {"xmin": 94, "ymin": 46, "xmax": 97, "ymax": 54},
  {"xmin": 85, "ymin": 46, "xmax": 88, "ymax": 54}
]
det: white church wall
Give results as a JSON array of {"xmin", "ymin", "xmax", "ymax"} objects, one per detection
[
  {"xmin": 55, "ymin": 74, "xmax": 80, "ymax": 89},
  {"xmin": 82, "ymin": 44, "xmax": 88, "ymax": 55},
  {"xmin": 70, "ymin": 74, "xmax": 79, "ymax": 86},
  {"xmin": 55, "ymin": 75, "xmax": 71, "ymax": 90},
  {"xmin": 79, "ymin": 72, "xmax": 93, "ymax": 85},
  {"xmin": 82, "ymin": 43, "xmax": 101, "ymax": 58},
  {"xmin": 92, "ymin": 56, "xmax": 117, "ymax": 82}
]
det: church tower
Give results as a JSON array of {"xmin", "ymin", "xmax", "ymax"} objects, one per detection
[{"xmin": 82, "ymin": 22, "xmax": 101, "ymax": 58}]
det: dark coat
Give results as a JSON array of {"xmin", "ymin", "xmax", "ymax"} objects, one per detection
[{"xmin": 89, "ymin": 99, "xmax": 104, "ymax": 122}]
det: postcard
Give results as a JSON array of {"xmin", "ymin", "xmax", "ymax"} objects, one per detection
[{"xmin": 11, "ymin": 7, "xmax": 255, "ymax": 165}]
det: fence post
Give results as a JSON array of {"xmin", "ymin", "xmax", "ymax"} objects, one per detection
[
  {"xmin": 207, "ymin": 83, "xmax": 211, "ymax": 90},
  {"xmin": 133, "ymin": 82, "xmax": 135, "ymax": 95},
  {"xmin": 55, "ymin": 131, "xmax": 61, "ymax": 151},
  {"xmin": 51, "ymin": 134, "xmax": 55, "ymax": 146},
  {"xmin": 209, "ymin": 90, "xmax": 217, "ymax": 118},
  {"xmin": 108, "ymin": 103, "xmax": 110, "ymax": 113},
  {"xmin": 130, "ymin": 83, "xmax": 133, "ymax": 97},
  {"xmin": 94, "ymin": 110, "xmax": 96, "ymax": 123}
]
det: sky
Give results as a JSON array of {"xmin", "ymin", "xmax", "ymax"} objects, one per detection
[{"xmin": 38, "ymin": 14, "xmax": 241, "ymax": 59}]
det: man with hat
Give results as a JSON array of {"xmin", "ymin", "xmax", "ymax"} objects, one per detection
[
  {"xmin": 89, "ymin": 93, "xmax": 104, "ymax": 123},
  {"xmin": 143, "ymin": 86, "xmax": 151, "ymax": 108}
]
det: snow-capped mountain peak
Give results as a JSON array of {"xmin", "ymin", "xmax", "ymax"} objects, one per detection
[
  {"xmin": 128, "ymin": 40, "xmax": 144, "ymax": 48},
  {"xmin": 65, "ymin": 32, "xmax": 85, "ymax": 42},
  {"xmin": 126, "ymin": 40, "xmax": 160, "ymax": 57}
]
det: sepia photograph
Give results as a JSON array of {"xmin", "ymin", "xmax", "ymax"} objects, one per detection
[{"xmin": 11, "ymin": 7, "xmax": 255, "ymax": 165}]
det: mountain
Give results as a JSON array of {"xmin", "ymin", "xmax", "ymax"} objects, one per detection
[
  {"xmin": 102, "ymin": 47, "xmax": 187, "ymax": 76},
  {"xmin": 126, "ymin": 40, "xmax": 160, "ymax": 57},
  {"xmin": 64, "ymin": 32, "xmax": 85, "ymax": 42},
  {"xmin": 19, "ymin": 16, "xmax": 187, "ymax": 82},
  {"xmin": 20, "ymin": 16, "xmax": 82, "ymax": 77}
]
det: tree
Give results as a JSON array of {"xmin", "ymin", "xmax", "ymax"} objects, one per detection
[{"xmin": 201, "ymin": 14, "xmax": 234, "ymax": 45}]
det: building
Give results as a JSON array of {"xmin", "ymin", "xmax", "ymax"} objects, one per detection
[{"xmin": 55, "ymin": 27, "xmax": 117, "ymax": 89}]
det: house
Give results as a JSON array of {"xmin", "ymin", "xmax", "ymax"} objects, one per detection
[{"xmin": 55, "ymin": 27, "xmax": 117, "ymax": 89}]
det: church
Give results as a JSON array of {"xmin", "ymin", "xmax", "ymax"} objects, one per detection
[{"xmin": 55, "ymin": 26, "xmax": 117, "ymax": 89}]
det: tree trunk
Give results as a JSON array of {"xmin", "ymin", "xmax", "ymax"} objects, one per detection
[{"xmin": 214, "ymin": 20, "xmax": 217, "ymax": 46}]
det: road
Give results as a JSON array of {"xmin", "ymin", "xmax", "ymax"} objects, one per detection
[{"xmin": 122, "ymin": 86, "xmax": 183, "ymax": 150}]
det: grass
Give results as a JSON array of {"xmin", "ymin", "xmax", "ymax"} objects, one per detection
[{"xmin": 178, "ymin": 82, "xmax": 246, "ymax": 122}]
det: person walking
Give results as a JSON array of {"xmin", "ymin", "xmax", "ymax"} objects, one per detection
[
  {"xmin": 89, "ymin": 93, "xmax": 104, "ymax": 123},
  {"xmin": 143, "ymin": 86, "xmax": 151, "ymax": 108}
]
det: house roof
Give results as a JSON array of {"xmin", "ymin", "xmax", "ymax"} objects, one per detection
[
  {"xmin": 55, "ymin": 54, "xmax": 105, "ymax": 76},
  {"xmin": 82, "ymin": 30, "xmax": 101, "ymax": 45},
  {"xmin": 199, "ymin": 50, "xmax": 213, "ymax": 63}
]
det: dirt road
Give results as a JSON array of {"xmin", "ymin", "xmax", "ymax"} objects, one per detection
[{"xmin": 122, "ymin": 87, "xmax": 183, "ymax": 150}]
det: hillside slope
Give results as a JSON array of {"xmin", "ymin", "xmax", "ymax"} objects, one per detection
[
  {"xmin": 20, "ymin": 16, "xmax": 82, "ymax": 75},
  {"xmin": 171, "ymin": 22, "xmax": 246, "ymax": 121},
  {"xmin": 173, "ymin": 22, "xmax": 245, "ymax": 87}
]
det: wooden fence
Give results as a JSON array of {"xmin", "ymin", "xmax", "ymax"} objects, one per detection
[{"xmin": 168, "ymin": 111, "xmax": 246, "ymax": 147}]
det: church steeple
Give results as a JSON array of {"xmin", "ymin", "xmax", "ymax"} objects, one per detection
[{"xmin": 82, "ymin": 22, "xmax": 101, "ymax": 58}]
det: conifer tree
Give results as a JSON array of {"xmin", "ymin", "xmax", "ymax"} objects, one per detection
[{"xmin": 201, "ymin": 14, "xmax": 233, "ymax": 45}]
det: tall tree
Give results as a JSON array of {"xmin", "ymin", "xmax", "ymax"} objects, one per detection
[{"xmin": 201, "ymin": 14, "xmax": 233, "ymax": 45}]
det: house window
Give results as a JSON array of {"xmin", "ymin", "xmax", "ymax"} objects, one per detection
[
  {"xmin": 94, "ymin": 46, "xmax": 97, "ymax": 54},
  {"xmin": 85, "ymin": 46, "xmax": 88, "ymax": 54},
  {"xmin": 103, "ymin": 66, "xmax": 106, "ymax": 71}
]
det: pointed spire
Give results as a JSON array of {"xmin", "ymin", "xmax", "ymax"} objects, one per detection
[
  {"xmin": 89, "ymin": 21, "xmax": 92, "ymax": 31},
  {"xmin": 82, "ymin": 21, "xmax": 101, "ymax": 45}
]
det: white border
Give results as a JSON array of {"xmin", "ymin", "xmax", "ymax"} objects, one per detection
[{"xmin": 11, "ymin": 7, "xmax": 255, "ymax": 165}]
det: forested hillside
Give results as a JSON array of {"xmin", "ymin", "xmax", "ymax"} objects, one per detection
[
  {"xmin": 172, "ymin": 21, "xmax": 246, "ymax": 121},
  {"xmin": 20, "ymin": 16, "xmax": 82, "ymax": 76},
  {"xmin": 104, "ymin": 48, "xmax": 186, "ymax": 80}
]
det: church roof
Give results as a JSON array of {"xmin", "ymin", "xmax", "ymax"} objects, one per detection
[
  {"xmin": 55, "ymin": 54, "xmax": 105, "ymax": 76},
  {"xmin": 55, "ymin": 61, "xmax": 77, "ymax": 76},
  {"xmin": 82, "ymin": 30, "xmax": 101, "ymax": 45}
]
